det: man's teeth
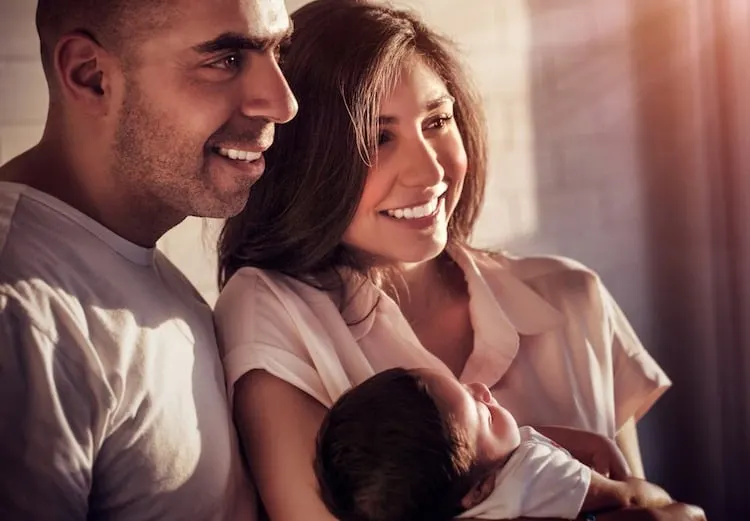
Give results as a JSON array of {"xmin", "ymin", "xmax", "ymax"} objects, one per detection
[
  {"xmin": 216, "ymin": 147, "xmax": 261, "ymax": 162},
  {"xmin": 385, "ymin": 198, "xmax": 440, "ymax": 220}
]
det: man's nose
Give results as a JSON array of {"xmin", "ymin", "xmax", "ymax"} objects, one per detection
[{"xmin": 239, "ymin": 53, "xmax": 298, "ymax": 124}]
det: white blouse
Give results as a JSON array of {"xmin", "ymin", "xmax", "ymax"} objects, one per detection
[{"xmin": 214, "ymin": 245, "xmax": 671, "ymax": 438}]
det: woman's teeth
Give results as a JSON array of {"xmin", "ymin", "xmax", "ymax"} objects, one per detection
[
  {"xmin": 385, "ymin": 198, "xmax": 439, "ymax": 220},
  {"xmin": 216, "ymin": 147, "xmax": 261, "ymax": 162}
]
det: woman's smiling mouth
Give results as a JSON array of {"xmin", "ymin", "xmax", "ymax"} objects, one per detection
[{"xmin": 382, "ymin": 196, "xmax": 441, "ymax": 220}]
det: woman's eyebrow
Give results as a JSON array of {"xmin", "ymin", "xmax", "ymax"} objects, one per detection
[
  {"xmin": 378, "ymin": 94, "xmax": 455, "ymax": 124},
  {"xmin": 424, "ymin": 94, "xmax": 455, "ymax": 111}
]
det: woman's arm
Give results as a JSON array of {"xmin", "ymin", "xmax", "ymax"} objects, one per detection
[
  {"xmin": 583, "ymin": 474, "xmax": 672, "ymax": 513},
  {"xmin": 508, "ymin": 504, "xmax": 706, "ymax": 521},
  {"xmin": 595, "ymin": 503, "xmax": 707, "ymax": 521},
  {"xmin": 615, "ymin": 418, "xmax": 646, "ymax": 479},
  {"xmin": 533, "ymin": 425, "xmax": 630, "ymax": 480},
  {"xmin": 233, "ymin": 369, "xmax": 337, "ymax": 521}
]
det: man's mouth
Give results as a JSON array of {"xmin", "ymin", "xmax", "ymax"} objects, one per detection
[{"xmin": 214, "ymin": 146, "xmax": 262, "ymax": 162}]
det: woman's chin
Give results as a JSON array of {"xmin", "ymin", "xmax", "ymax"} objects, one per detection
[{"xmin": 388, "ymin": 242, "xmax": 448, "ymax": 266}]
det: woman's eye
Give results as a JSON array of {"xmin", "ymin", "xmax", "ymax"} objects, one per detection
[
  {"xmin": 377, "ymin": 131, "xmax": 393, "ymax": 146},
  {"xmin": 427, "ymin": 114, "xmax": 454, "ymax": 130}
]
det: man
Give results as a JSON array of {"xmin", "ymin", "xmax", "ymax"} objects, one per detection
[{"xmin": 0, "ymin": 0, "xmax": 297, "ymax": 519}]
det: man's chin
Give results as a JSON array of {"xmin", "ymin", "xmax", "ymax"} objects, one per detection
[{"xmin": 190, "ymin": 192, "xmax": 250, "ymax": 220}]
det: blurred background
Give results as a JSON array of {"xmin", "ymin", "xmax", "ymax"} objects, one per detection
[{"xmin": 1, "ymin": 0, "xmax": 748, "ymax": 517}]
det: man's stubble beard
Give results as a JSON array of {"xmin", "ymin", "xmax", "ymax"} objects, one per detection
[{"xmin": 112, "ymin": 80, "xmax": 235, "ymax": 223}]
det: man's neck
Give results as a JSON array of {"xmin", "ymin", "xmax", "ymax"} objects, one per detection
[{"xmin": 1, "ymin": 143, "xmax": 180, "ymax": 247}]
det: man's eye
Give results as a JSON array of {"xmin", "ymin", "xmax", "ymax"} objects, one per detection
[
  {"xmin": 272, "ymin": 43, "xmax": 289, "ymax": 64},
  {"xmin": 209, "ymin": 53, "xmax": 243, "ymax": 71}
]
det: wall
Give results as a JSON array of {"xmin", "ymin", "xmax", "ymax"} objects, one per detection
[{"xmin": 1, "ymin": 0, "xmax": 737, "ymax": 516}]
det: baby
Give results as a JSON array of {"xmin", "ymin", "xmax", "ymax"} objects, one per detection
[{"xmin": 314, "ymin": 367, "xmax": 674, "ymax": 521}]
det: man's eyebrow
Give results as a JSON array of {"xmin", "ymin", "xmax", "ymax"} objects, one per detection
[
  {"xmin": 192, "ymin": 24, "xmax": 293, "ymax": 54},
  {"xmin": 378, "ymin": 94, "xmax": 456, "ymax": 124}
]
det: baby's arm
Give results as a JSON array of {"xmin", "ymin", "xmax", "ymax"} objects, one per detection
[{"xmin": 584, "ymin": 473, "xmax": 673, "ymax": 513}]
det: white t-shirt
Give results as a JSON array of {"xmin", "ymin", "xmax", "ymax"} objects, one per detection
[
  {"xmin": 215, "ymin": 244, "xmax": 671, "ymax": 439},
  {"xmin": 459, "ymin": 426, "xmax": 591, "ymax": 520},
  {"xmin": 0, "ymin": 183, "xmax": 255, "ymax": 521}
]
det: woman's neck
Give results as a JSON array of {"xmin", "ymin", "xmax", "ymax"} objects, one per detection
[{"xmin": 387, "ymin": 252, "xmax": 467, "ymax": 325}]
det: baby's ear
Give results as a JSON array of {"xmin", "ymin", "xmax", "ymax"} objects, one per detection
[{"xmin": 460, "ymin": 472, "xmax": 496, "ymax": 510}]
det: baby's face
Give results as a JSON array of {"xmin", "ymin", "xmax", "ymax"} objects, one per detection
[{"xmin": 416, "ymin": 369, "xmax": 521, "ymax": 467}]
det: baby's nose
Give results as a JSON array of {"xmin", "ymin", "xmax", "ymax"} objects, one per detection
[{"xmin": 468, "ymin": 382, "xmax": 492, "ymax": 403}]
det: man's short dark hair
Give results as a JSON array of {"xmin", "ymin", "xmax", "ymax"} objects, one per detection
[
  {"xmin": 35, "ymin": 0, "xmax": 169, "ymax": 79},
  {"xmin": 314, "ymin": 368, "xmax": 479, "ymax": 521}
]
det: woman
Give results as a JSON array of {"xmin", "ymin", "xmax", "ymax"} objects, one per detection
[{"xmin": 215, "ymin": 1, "xmax": 701, "ymax": 520}]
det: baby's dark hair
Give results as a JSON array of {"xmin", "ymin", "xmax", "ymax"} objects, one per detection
[{"xmin": 314, "ymin": 368, "xmax": 481, "ymax": 521}]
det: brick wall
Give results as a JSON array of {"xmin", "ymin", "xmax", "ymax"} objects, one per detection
[{"xmin": 0, "ymin": 1, "xmax": 47, "ymax": 163}]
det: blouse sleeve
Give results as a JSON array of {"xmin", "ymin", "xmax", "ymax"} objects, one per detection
[
  {"xmin": 213, "ymin": 269, "xmax": 331, "ymax": 407},
  {"xmin": 598, "ymin": 279, "xmax": 672, "ymax": 430}
]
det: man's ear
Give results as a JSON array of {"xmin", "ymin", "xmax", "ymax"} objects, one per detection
[
  {"xmin": 460, "ymin": 472, "xmax": 496, "ymax": 510},
  {"xmin": 54, "ymin": 31, "xmax": 116, "ymax": 113}
]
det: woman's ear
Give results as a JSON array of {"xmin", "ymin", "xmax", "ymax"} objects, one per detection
[{"xmin": 460, "ymin": 472, "xmax": 496, "ymax": 510}]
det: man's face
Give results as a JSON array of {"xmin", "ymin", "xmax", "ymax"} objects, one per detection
[{"xmin": 111, "ymin": 0, "xmax": 297, "ymax": 219}]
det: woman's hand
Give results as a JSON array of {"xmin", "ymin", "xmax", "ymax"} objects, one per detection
[
  {"xmin": 534, "ymin": 425, "xmax": 631, "ymax": 480},
  {"xmin": 508, "ymin": 503, "xmax": 706, "ymax": 521},
  {"xmin": 595, "ymin": 502, "xmax": 707, "ymax": 521},
  {"xmin": 624, "ymin": 477, "xmax": 673, "ymax": 509}
]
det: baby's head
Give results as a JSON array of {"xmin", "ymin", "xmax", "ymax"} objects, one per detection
[{"xmin": 314, "ymin": 367, "xmax": 521, "ymax": 521}]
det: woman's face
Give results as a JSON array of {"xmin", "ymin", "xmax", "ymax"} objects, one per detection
[{"xmin": 341, "ymin": 56, "xmax": 468, "ymax": 265}]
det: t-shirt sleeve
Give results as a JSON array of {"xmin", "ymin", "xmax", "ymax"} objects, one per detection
[
  {"xmin": 460, "ymin": 428, "xmax": 590, "ymax": 520},
  {"xmin": 599, "ymin": 280, "xmax": 672, "ymax": 429},
  {"xmin": 214, "ymin": 270, "xmax": 331, "ymax": 407},
  {"xmin": 0, "ymin": 294, "xmax": 110, "ymax": 520},
  {"xmin": 507, "ymin": 428, "xmax": 591, "ymax": 519}
]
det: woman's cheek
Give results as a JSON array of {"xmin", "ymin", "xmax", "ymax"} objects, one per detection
[{"xmin": 444, "ymin": 145, "xmax": 469, "ymax": 214}]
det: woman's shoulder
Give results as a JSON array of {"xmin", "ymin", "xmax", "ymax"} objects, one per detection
[
  {"xmin": 469, "ymin": 248, "xmax": 606, "ymax": 308},
  {"xmin": 477, "ymin": 249, "xmax": 601, "ymax": 284},
  {"xmin": 219, "ymin": 266, "xmax": 309, "ymax": 294},
  {"xmin": 215, "ymin": 267, "xmax": 328, "ymax": 320}
]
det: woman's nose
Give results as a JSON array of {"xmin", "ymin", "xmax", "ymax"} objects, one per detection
[{"xmin": 400, "ymin": 136, "xmax": 444, "ymax": 187}]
